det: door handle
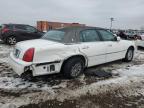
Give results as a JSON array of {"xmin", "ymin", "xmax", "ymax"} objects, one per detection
[{"xmin": 82, "ymin": 46, "xmax": 89, "ymax": 49}]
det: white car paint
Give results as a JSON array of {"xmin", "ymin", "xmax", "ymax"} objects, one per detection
[
  {"xmin": 9, "ymin": 38, "xmax": 135, "ymax": 77},
  {"xmin": 135, "ymin": 35, "xmax": 144, "ymax": 48},
  {"xmin": 78, "ymin": 42, "xmax": 107, "ymax": 66}
]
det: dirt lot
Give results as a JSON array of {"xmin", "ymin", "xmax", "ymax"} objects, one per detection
[{"xmin": 0, "ymin": 40, "xmax": 144, "ymax": 108}]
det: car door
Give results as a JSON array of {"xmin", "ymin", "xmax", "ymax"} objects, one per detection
[
  {"xmin": 14, "ymin": 25, "xmax": 28, "ymax": 41},
  {"xmin": 25, "ymin": 25, "xmax": 42, "ymax": 40},
  {"xmin": 78, "ymin": 29, "xmax": 107, "ymax": 67},
  {"xmin": 97, "ymin": 29, "xmax": 125, "ymax": 62}
]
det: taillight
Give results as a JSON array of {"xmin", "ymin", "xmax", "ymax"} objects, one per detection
[
  {"xmin": 23, "ymin": 48, "xmax": 35, "ymax": 62},
  {"xmin": 2, "ymin": 28, "xmax": 9, "ymax": 33}
]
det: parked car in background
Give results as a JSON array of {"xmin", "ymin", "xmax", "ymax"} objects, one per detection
[
  {"xmin": 117, "ymin": 31, "xmax": 142, "ymax": 41},
  {"xmin": 117, "ymin": 31, "xmax": 128, "ymax": 40},
  {"xmin": 0, "ymin": 24, "xmax": 44, "ymax": 45},
  {"xmin": 9, "ymin": 26, "xmax": 136, "ymax": 80},
  {"xmin": 135, "ymin": 34, "xmax": 144, "ymax": 48},
  {"xmin": 125, "ymin": 33, "xmax": 135, "ymax": 40}
]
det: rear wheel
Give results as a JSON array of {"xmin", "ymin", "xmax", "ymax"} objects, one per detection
[
  {"xmin": 123, "ymin": 48, "xmax": 134, "ymax": 62},
  {"xmin": 63, "ymin": 57, "xmax": 84, "ymax": 78},
  {"xmin": 7, "ymin": 36, "xmax": 17, "ymax": 45}
]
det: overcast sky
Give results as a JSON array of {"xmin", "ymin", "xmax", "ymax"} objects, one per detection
[{"xmin": 0, "ymin": 0, "xmax": 144, "ymax": 29}]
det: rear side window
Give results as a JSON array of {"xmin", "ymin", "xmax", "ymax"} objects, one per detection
[
  {"xmin": 25, "ymin": 26, "xmax": 37, "ymax": 32},
  {"xmin": 15, "ymin": 25, "xmax": 26, "ymax": 30},
  {"xmin": 1, "ymin": 25, "xmax": 5, "ymax": 29},
  {"xmin": 7, "ymin": 25, "xmax": 13, "ymax": 29},
  {"xmin": 80, "ymin": 29, "xmax": 100, "ymax": 42}
]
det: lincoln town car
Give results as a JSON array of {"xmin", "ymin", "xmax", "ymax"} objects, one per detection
[{"xmin": 9, "ymin": 27, "xmax": 136, "ymax": 80}]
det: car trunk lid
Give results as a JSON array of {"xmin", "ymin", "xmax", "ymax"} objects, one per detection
[{"xmin": 14, "ymin": 39, "xmax": 64, "ymax": 60}]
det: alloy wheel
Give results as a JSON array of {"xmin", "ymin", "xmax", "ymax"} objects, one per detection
[
  {"xmin": 7, "ymin": 37, "xmax": 16, "ymax": 45},
  {"xmin": 127, "ymin": 49, "xmax": 133, "ymax": 61},
  {"xmin": 71, "ymin": 63, "xmax": 82, "ymax": 77}
]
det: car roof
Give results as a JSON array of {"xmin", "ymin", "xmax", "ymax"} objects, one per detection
[
  {"xmin": 56, "ymin": 26, "xmax": 106, "ymax": 32},
  {"xmin": 2, "ymin": 24, "xmax": 30, "ymax": 26}
]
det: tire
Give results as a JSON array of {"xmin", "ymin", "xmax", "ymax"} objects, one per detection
[
  {"xmin": 21, "ymin": 71, "xmax": 33, "ymax": 81},
  {"xmin": 63, "ymin": 57, "xmax": 84, "ymax": 78},
  {"xmin": 7, "ymin": 36, "xmax": 17, "ymax": 45},
  {"xmin": 123, "ymin": 48, "xmax": 134, "ymax": 62}
]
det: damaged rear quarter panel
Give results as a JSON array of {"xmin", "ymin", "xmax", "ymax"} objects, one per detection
[{"xmin": 32, "ymin": 44, "xmax": 86, "ymax": 76}]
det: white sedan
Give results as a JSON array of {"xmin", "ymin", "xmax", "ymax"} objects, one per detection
[{"xmin": 9, "ymin": 27, "xmax": 136, "ymax": 80}]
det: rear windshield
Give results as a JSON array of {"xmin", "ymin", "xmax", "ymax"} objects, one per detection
[
  {"xmin": 1, "ymin": 24, "xmax": 13, "ymax": 29},
  {"xmin": 0, "ymin": 25, "xmax": 4, "ymax": 31},
  {"xmin": 42, "ymin": 30, "xmax": 65, "ymax": 42},
  {"xmin": 0, "ymin": 25, "xmax": 5, "ymax": 29}
]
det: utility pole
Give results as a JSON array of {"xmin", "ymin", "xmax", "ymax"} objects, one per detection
[{"xmin": 110, "ymin": 17, "xmax": 114, "ymax": 31}]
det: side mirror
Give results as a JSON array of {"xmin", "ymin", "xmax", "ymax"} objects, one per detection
[{"xmin": 116, "ymin": 37, "xmax": 121, "ymax": 41}]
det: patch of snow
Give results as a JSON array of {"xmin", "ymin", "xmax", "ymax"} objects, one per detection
[
  {"xmin": 55, "ymin": 64, "xmax": 144, "ymax": 101},
  {"xmin": 0, "ymin": 58, "xmax": 9, "ymax": 63},
  {"xmin": 114, "ymin": 64, "xmax": 144, "ymax": 77},
  {"xmin": 0, "ymin": 103, "xmax": 17, "ymax": 108},
  {"xmin": 134, "ymin": 50, "xmax": 144, "ymax": 60},
  {"xmin": 0, "ymin": 76, "xmax": 54, "ymax": 92}
]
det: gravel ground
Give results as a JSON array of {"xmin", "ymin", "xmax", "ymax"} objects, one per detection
[{"xmin": 0, "ymin": 40, "xmax": 144, "ymax": 108}]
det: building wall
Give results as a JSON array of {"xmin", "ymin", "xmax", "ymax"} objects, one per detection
[{"xmin": 37, "ymin": 21, "xmax": 85, "ymax": 32}]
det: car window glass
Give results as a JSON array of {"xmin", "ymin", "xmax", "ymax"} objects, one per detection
[
  {"xmin": 15, "ymin": 25, "xmax": 26, "ymax": 30},
  {"xmin": 25, "ymin": 26, "xmax": 36, "ymax": 32},
  {"xmin": 6, "ymin": 25, "xmax": 13, "ymax": 29},
  {"xmin": 1, "ymin": 25, "xmax": 4, "ymax": 29},
  {"xmin": 80, "ymin": 30, "xmax": 100, "ymax": 42},
  {"xmin": 98, "ymin": 30, "xmax": 115, "ymax": 41},
  {"xmin": 42, "ymin": 30, "xmax": 65, "ymax": 42}
]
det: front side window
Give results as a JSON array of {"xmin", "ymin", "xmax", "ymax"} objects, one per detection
[
  {"xmin": 80, "ymin": 29, "xmax": 100, "ymax": 42},
  {"xmin": 42, "ymin": 30, "xmax": 65, "ymax": 42},
  {"xmin": 98, "ymin": 30, "xmax": 116, "ymax": 41}
]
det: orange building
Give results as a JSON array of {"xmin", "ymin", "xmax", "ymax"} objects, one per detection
[{"xmin": 37, "ymin": 21, "xmax": 86, "ymax": 32}]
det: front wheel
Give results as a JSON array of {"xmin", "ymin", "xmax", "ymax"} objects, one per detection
[
  {"xmin": 123, "ymin": 48, "xmax": 134, "ymax": 62},
  {"xmin": 7, "ymin": 36, "xmax": 17, "ymax": 45},
  {"xmin": 63, "ymin": 58, "xmax": 84, "ymax": 78}
]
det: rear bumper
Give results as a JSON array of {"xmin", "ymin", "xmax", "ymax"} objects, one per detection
[
  {"xmin": 9, "ymin": 52, "xmax": 62, "ymax": 77},
  {"xmin": 9, "ymin": 52, "xmax": 32, "ymax": 76}
]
